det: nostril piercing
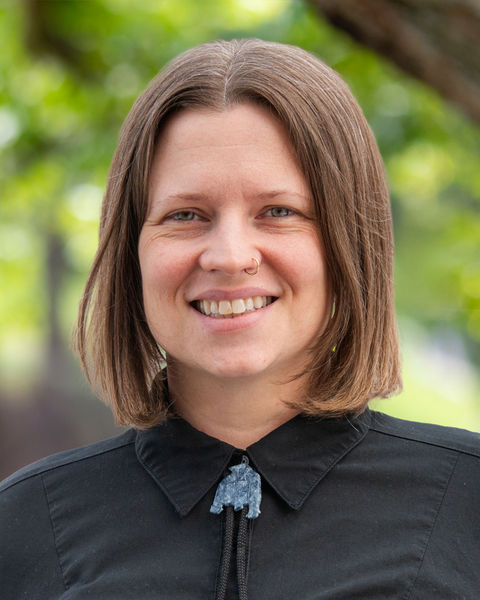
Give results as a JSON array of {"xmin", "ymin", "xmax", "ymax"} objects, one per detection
[{"xmin": 244, "ymin": 257, "xmax": 260, "ymax": 276}]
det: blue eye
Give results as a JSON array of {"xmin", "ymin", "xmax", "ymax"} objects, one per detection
[
  {"xmin": 267, "ymin": 207, "xmax": 292, "ymax": 217},
  {"xmin": 172, "ymin": 211, "xmax": 196, "ymax": 221}
]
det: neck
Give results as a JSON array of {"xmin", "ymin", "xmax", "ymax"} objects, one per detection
[{"xmin": 167, "ymin": 368, "xmax": 303, "ymax": 449}]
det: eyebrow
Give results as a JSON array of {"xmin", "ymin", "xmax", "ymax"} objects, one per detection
[
  {"xmin": 256, "ymin": 190, "xmax": 311, "ymax": 202},
  {"xmin": 157, "ymin": 190, "xmax": 311, "ymax": 203}
]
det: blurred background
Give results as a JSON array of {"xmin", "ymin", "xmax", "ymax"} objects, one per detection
[{"xmin": 1, "ymin": 0, "xmax": 479, "ymax": 479}]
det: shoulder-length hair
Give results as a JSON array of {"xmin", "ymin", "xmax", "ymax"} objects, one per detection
[{"xmin": 74, "ymin": 38, "xmax": 401, "ymax": 428}]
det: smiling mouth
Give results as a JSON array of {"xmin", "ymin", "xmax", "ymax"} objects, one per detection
[{"xmin": 192, "ymin": 296, "xmax": 276, "ymax": 318}]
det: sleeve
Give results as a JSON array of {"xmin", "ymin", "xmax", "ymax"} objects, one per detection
[
  {"xmin": 0, "ymin": 473, "xmax": 66, "ymax": 599},
  {"xmin": 412, "ymin": 452, "xmax": 480, "ymax": 597}
]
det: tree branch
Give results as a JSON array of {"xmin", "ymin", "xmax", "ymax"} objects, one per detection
[{"xmin": 310, "ymin": 0, "xmax": 480, "ymax": 124}]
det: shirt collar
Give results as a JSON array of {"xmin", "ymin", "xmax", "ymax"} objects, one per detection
[{"xmin": 135, "ymin": 409, "xmax": 371, "ymax": 517}]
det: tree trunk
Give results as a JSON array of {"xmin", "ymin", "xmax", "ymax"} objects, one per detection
[{"xmin": 309, "ymin": 0, "xmax": 480, "ymax": 124}]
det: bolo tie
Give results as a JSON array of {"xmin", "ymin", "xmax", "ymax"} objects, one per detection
[{"xmin": 210, "ymin": 456, "xmax": 262, "ymax": 600}]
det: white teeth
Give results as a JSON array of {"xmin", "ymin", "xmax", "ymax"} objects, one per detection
[
  {"xmin": 253, "ymin": 296, "xmax": 264, "ymax": 309},
  {"xmin": 219, "ymin": 300, "xmax": 232, "ymax": 315},
  {"xmin": 196, "ymin": 296, "xmax": 273, "ymax": 318},
  {"xmin": 232, "ymin": 299, "xmax": 246, "ymax": 314}
]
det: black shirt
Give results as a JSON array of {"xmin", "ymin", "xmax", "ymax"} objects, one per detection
[{"xmin": 1, "ymin": 409, "xmax": 480, "ymax": 598}]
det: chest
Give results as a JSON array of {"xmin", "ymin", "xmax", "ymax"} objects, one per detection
[{"xmin": 46, "ymin": 453, "xmax": 477, "ymax": 599}]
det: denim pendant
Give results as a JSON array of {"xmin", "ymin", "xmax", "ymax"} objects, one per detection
[{"xmin": 210, "ymin": 457, "xmax": 261, "ymax": 519}]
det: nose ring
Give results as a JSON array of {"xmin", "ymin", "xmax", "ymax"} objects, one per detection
[{"xmin": 244, "ymin": 257, "xmax": 260, "ymax": 276}]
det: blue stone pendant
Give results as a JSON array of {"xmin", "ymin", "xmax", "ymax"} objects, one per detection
[{"xmin": 210, "ymin": 456, "xmax": 261, "ymax": 519}]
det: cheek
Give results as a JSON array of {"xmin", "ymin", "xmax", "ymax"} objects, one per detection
[
  {"xmin": 286, "ymin": 240, "xmax": 329, "ymax": 292},
  {"xmin": 139, "ymin": 242, "xmax": 195, "ymax": 304},
  {"xmin": 139, "ymin": 244, "xmax": 167, "ymax": 310},
  {"xmin": 292, "ymin": 243, "xmax": 331, "ymax": 325}
]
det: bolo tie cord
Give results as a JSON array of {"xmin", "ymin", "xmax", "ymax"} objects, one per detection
[
  {"xmin": 215, "ymin": 505, "xmax": 249, "ymax": 600},
  {"xmin": 236, "ymin": 506, "xmax": 249, "ymax": 600},
  {"xmin": 216, "ymin": 506, "xmax": 234, "ymax": 600}
]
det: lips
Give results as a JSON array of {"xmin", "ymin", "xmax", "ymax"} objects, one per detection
[{"xmin": 193, "ymin": 296, "xmax": 276, "ymax": 318}]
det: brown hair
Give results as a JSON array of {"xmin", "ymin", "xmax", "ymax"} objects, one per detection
[{"xmin": 74, "ymin": 38, "xmax": 401, "ymax": 428}]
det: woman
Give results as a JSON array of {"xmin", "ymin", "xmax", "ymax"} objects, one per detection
[{"xmin": 1, "ymin": 39, "xmax": 479, "ymax": 599}]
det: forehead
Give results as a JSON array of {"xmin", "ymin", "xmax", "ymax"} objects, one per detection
[
  {"xmin": 156, "ymin": 103, "xmax": 290, "ymax": 154},
  {"xmin": 149, "ymin": 103, "xmax": 309, "ymax": 199}
]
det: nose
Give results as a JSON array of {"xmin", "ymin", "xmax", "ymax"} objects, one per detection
[{"xmin": 198, "ymin": 218, "xmax": 259, "ymax": 276}]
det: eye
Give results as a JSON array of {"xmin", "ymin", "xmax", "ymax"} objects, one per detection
[
  {"xmin": 170, "ymin": 211, "xmax": 197, "ymax": 221},
  {"xmin": 264, "ymin": 207, "xmax": 294, "ymax": 218}
]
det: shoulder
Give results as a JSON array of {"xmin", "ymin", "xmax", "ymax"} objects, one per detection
[
  {"xmin": 0, "ymin": 428, "xmax": 137, "ymax": 495},
  {"xmin": 367, "ymin": 409, "xmax": 480, "ymax": 458},
  {"xmin": 0, "ymin": 429, "xmax": 137, "ymax": 597},
  {"xmin": 362, "ymin": 412, "xmax": 480, "ymax": 594}
]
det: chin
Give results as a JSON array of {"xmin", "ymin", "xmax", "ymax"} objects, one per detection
[{"xmin": 202, "ymin": 359, "xmax": 271, "ymax": 380}]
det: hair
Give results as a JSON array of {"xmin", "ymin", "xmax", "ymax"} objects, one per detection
[{"xmin": 74, "ymin": 38, "xmax": 401, "ymax": 428}]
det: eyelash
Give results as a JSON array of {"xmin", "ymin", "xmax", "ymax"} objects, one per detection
[
  {"xmin": 171, "ymin": 211, "xmax": 198, "ymax": 221},
  {"xmin": 167, "ymin": 207, "xmax": 296, "ymax": 222},
  {"xmin": 263, "ymin": 207, "xmax": 294, "ymax": 218}
]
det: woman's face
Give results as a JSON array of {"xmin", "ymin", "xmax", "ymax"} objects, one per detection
[{"xmin": 138, "ymin": 103, "xmax": 330, "ymax": 383}]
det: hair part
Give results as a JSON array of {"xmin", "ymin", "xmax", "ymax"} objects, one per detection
[{"xmin": 74, "ymin": 38, "xmax": 401, "ymax": 428}]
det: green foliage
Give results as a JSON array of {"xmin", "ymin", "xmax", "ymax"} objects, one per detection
[{"xmin": 1, "ymin": 0, "xmax": 479, "ymax": 426}]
